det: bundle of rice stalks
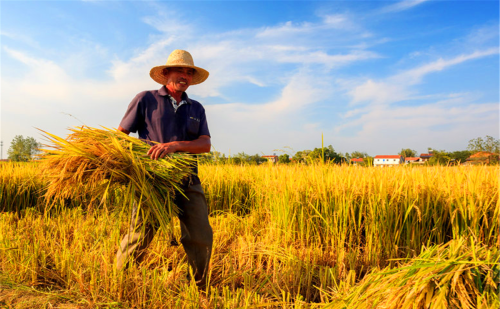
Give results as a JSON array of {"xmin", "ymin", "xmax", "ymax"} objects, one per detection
[
  {"xmin": 324, "ymin": 237, "xmax": 499, "ymax": 309},
  {"xmin": 38, "ymin": 126, "xmax": 197, "ymax": 231}
]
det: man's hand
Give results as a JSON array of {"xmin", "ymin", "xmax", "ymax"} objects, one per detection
[
  {"xmin": 147, "ymin": 142, "xmax": 179, "ymax": 160},
  {"xmin": 146, "ymin": 136, "xmax": 210, "ymax": 160}
]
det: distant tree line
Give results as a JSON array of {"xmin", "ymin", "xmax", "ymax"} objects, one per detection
[
  {"xmin": 423, "ymin": 135, "xmax": 499, "ymax": 165},
  {"xmin": 198, "ymin": 151, "xmax": 269, "ymax": 165},
  {"xmin": 5, "ymin": 135, "xmax": 499, "ymax": 165},
  {"xmin": 291, "ymin": 145, "xmax": 344, "ymax": 164}
]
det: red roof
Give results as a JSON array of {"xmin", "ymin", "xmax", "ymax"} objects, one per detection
[
  {"xmin": 420, "ymin": 153, "xmax": 433, "ymax": 157},
  {"xmin": 262, "ymin": 155, "xmax": 278, "ymax": 158},
  {"xmin": 469, "ymin": 151, "xmax": 497, "ymax": 158},
  {"xmin": 374, "ymin": 155, "xmax": 401, "ymax": 159},
  {"xmin": 350, "ymin": 158, "xmax": 364, "ymax": 162},
  {"xmin": 405, "ymin": 157, "xmax": 420, "ymax": 161}
]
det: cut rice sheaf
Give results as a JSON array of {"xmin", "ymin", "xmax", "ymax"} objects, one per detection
[{"xmin": 38, "ymin": 126, "xmax": 197, "ymax": 232}]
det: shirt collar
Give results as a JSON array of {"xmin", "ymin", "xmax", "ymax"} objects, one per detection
[{"xmin": 158, "ymin": 85, "xmax": 192, "ymax": 104}]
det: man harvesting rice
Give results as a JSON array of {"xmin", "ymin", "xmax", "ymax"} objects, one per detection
[{"xmin": 115, "ymin": 50, "xmax": 213, "ymax": 287}]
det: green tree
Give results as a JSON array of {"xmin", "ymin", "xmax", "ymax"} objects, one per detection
[
  {"xmin": 308, "ymin": 145, "xmax": 342, "ymax": 163},
  {"xmin": 230, "ymin": 152, "xmax": 267, "ymax": 165},
  {"xmin": 233, "ymin": 152, "xmax": 249, "ymax": 164},
  {"xmin": 398, "ymin": 148, "xmax": 417, "ymax": 158},
  {"xmin": 308, "ymin": 148, "xmax": 323, "ymax": 162},
  {"xmin": 7, "ymin": 135, "xmax": 41, "ymax": 162},
  {"xmin": 199, "ymin": 151, "xmax": 230, "ymax": 164},
  {"xmin": 249, "ymin": 154, "xmax": 266, "ymax": 165},
  {"xmin": 448, "ymin": 150, "xmax": 473, "ymax": 164},
  {"xmin": 230, "ymin": 157, "xmax": 242, "ymax": 164},
  {"xmin": 278, "ymin": 154, "xmax": 290, "ymax": 164},
  {"xmin": 350, "ymin": 151, "xmax": 368, "ymax": 159},
  {"xmin": 292, "ymin": 150, "xmax": 310, "ymax": 164},
  {"xmin": 467, "ymin": 135, "xmax": 500, "ymax": 153},
  {"xmin": 428, "ymin": 149, "xmax": 451, "ymax": 166}
]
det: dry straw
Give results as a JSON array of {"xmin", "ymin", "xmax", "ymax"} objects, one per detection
[
  {"xmin": 324, "ymin": 237, "xmax": 499, "ymax": 309},
  {"xmin": 38, "ymin": 126, "xmax": 197, "ymax": 231}
]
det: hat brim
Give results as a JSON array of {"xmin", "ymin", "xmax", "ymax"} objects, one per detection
[{"xmin": 150, "ymin": 64, "xmax": 209, "ymax": 86}]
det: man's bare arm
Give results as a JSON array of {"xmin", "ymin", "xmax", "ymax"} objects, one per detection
[
  {"xmin": 147, "ymin": 135, "xmax": 211, "ymax": 160},
  {"xmin": 118, "ymin": 126, "xmax": 210, "ymax": 160}
]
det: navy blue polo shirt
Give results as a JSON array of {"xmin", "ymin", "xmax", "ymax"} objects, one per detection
[{"xmin": 120, "ymin": 85, "xmax": 210, "ymax": 181}]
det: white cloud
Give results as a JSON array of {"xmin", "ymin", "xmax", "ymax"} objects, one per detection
[
  {"xmin": 2, "ymin": 46, "xmax": 153, "ymax": 119},
  {"xmin": 379, "ymin": 0, "xmax": 430, "ymax": 13},
  {"xmin": 342, "ymin": 93, "xmax": 493, "ymax": 130},
  {"xmin": 107, "ymin": 38, "xmax": 174, "ymax": 81},
  {"xmin": 1, "ymin": 31, "xmax": 40, "ymax": 49},
  {"xmin": 464, "ymin": 24, "xmax": 499, "ymax": 47},
  {"xmin": 181, "ymin": 29, "xmax": 379, "ymax": 98},
  {"xmin": 347, "ymin": 48, "xmax": 499, "ymax": 107},
  {"xmin": 349, "ymin": 79, "xmax": 410, "ymax": 106},
  {"xmin": 276, "ymin": 50, "xmax": 379, "ymax": 68},
  {"xmin": 208, "ymin": 69, "xmax": 331, "ymax": 120},
  {"xmin": 204, "ymin": 69, "xmax": 334, "ymax": 154},
  {"xmin": 142, "ymin": 15, "xmax": 192, "ymax": 37},
  {"xmin": 323, "ymin": 14, "xmax": 350, "ymax": 28},
  {"xmin": 333, "ymin": 46, "xmax": 500, "ymax": 154},
  {"xmin": 395, "ymin": 48, "xmax": 499, "ymax": 85},
  {"xmin": 332, "ymin": 96, "xmax": 498, "ymax": 154},
  {"xmin": 256, "ymin": 21, "xmax": 314, "ymax": 38},
  {"xmin": 3, "ymin": 47, "xmax": 72, "ymax": 102},
  {"xmin": 254, "ymin": 13, "xmax": 372, "ymax": 45}
]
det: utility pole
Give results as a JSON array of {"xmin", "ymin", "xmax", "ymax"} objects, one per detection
[{"xmin": 0, "ymin": 141, "xmax": 3, "ymax": 160}]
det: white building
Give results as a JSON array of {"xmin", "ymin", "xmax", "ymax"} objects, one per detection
[
  {"xmin": 373, "ymin": 155, "xmax": 404, "ymax": 167},
  {"xmin": 262, "ymin": 155, "xmax": 278, "ymax": 163}
]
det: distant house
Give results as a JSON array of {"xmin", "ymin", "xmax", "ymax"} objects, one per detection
[
  {"xmin": 464, "ymin": 151, "xmax": 499, "ymax": 165},
  {"xmin": 419, "ymin": 153, "xmax": 433, "ymax": 162},
  {"xmin": 262, "ymin": 155, "xmax": 278, "ymax": 163},
  {"xmin": 405, "ymin": 157, "xmax": 422, "ymax": 164},
  {"xmin": 373, "ymin": 155, "xmax": 404, "ymax": 167},
  {"xmin": 350, "ymin": 158, "xmax": 364, "ymax": 165}
]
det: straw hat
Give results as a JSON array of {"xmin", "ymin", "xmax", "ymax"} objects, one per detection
[{"xmin": 150, "ymin": 50, "xmax": 209, "ymax": 85}]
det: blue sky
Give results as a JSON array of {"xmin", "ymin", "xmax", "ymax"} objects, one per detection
[{"xmin": 1, "ymin": 0, "xmax": 498, "ymax": 158}]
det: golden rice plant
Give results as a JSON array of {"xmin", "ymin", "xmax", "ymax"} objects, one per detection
[
  {"xmin": 0, "ymin": 162, "xmax": 499, "ymax": 307},
  {"xmin": 0, "ymin": 162, "xmax": 44, "ymax": 212},
  {"xmin": 38, "ymin": 126, "xmax": 197, "ymax": 231},
  {"xmin": 323, "ymin": 237, "xmax": 499, "ymax": 309}
]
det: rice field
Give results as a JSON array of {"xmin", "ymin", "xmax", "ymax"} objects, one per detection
[{"xmin": 0, "ymin": 161, "xmax": 498, "ymax": 308}]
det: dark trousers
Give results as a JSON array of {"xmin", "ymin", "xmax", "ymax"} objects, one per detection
[{"xmin": 115, "ymin": 184, "xmax": 213, "ymax": 286}]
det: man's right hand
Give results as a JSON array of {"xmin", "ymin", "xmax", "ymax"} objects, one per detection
[{"xmin": 147, "ymin": 142, "xmax": 179, "ymax": 160}]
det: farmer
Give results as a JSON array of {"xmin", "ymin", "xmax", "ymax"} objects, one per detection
[{"xmin": 115, "ymin": 49, "xmax": 213, "ymax": 287}]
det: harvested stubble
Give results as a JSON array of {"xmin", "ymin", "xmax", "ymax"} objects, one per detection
[{"xmin": 38, "ymin": 126, "xmax": 197, "ymax": 231}]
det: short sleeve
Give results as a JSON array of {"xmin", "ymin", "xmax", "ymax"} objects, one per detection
[{"xmin": 119, "ymin": 93, "xmax": 144, "ymax": 133}]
